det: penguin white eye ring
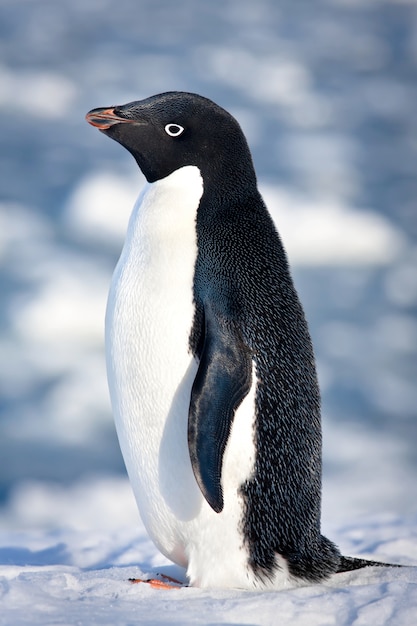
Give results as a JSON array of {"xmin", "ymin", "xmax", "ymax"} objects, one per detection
[{"xmin": 164, "ymin": 123, "xmax": 185, "ymax": 137}]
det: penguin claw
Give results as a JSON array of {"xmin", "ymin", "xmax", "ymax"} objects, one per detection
[{"xmin": 128, "ymin": 573, "xmax": 185, "ymax": 589}]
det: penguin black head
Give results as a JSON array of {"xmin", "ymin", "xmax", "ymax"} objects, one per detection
[{"xmin": 86, "ymin": 91, "xmax": 256, "ymax": 186}]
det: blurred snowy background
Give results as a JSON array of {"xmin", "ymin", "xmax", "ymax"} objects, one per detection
[{"xmin": 0, "ymin": 0, "xmax": 416, "ymax": 534}]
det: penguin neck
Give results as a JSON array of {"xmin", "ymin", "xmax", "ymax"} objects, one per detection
[
  {"xmin": 196, "ymin": 160, "xmax": 258, "ymax": 220},
  {"xmin": 197, "ymin": 168, "xmax": 260, "ymax": 226}
]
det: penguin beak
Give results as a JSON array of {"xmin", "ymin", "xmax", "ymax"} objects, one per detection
[{"xmin": 85, "ymin": 107, "xmax": 138, "ymax": 130}]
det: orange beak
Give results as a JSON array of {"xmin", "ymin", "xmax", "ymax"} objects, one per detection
[{"xmin": 85, "ymin": 107, "xmax": 137, "ymax": 130}]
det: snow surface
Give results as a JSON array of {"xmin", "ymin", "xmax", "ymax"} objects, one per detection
[{"xmin": 0, "ymin": 477, "xmax": 416, "ymax": 626}]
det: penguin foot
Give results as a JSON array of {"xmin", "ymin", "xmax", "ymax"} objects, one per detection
[{"xmin": 128, "ymin": 573, "xmax": 185, "ymax": 589}]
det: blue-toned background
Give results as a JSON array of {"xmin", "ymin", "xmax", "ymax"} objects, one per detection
[{"xmin": 0, "ymin": 0, "xmax": 416, "ymax": 527}]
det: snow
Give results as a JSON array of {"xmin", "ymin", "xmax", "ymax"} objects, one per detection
[
  {"xmin": 0, "ymin": 64, "xmax": 77, "ymax": 118},
  {"xmin": 1, "ymin": 562, "xmax": 416, "ymax": 626},
  {"xmin": 0, "ymin": 478, "xmax": 416, "ymax": 626},
  {"xmin": 263, "ymin": 186, "xmax": 405, "ymax": 266}
]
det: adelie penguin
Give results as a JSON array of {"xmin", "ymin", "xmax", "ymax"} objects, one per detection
[{"xmin": 86, "ymin": 92, "xmax": 400, "ymax": 590}]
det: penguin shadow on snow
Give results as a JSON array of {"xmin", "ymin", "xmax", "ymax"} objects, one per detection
[
  {"xmin": 0, "ymin": 537, "xmax": 140, "ymax": 572},
  {"xmin": 0, "ymin": 541, "xmax": 70, "ymax": 567}
]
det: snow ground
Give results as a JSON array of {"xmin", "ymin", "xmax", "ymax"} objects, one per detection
[{"xmin": 0, "ymin": 477, "xmax": 416, "ymax": 626}]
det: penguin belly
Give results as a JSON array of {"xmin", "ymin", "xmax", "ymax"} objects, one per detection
[
  {"xmin": 105, "ymin": 165, "xmax": 271, "ymax": 588},
  {"xmin": 106, "ymin": 165, "xmax": 203, "ymax": 564}
]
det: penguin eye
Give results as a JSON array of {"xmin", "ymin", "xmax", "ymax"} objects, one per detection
[{"xmin": 164, "ymin": 123, "xmax": 185, "ymax": 137}]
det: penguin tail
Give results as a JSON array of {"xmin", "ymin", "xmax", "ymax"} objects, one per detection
[{"xmin": 338, "ymin": 555, "xmax": 403, "ymax": 573}]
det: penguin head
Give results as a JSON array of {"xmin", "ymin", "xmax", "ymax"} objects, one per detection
[{"xmin": 86, "ymin": 91, "xmax": 255, "ymax": 186}]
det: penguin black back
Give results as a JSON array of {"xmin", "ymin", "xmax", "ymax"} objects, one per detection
[{"xmin": 189, "ymin": 177, "xmax": 340, "ymax": 581}]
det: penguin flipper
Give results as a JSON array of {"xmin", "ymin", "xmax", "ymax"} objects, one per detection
[{"xmin": 188, "ymin": 305, "xmax": 252, "ymax": 514}]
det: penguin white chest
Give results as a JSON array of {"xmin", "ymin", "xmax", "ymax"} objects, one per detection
[{"xmin": 105, "ymin": 166, "xmax": 204, "ymax": 554}]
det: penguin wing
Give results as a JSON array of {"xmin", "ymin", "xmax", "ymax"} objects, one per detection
[{"xmin": 188, "ymin": 303, "xmax": 252, "ymax": 513}]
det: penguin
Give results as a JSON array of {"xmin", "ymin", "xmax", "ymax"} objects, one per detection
[{"xmin": 85, "ymin": 92, "xmax": 399, "ymax": 589}]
